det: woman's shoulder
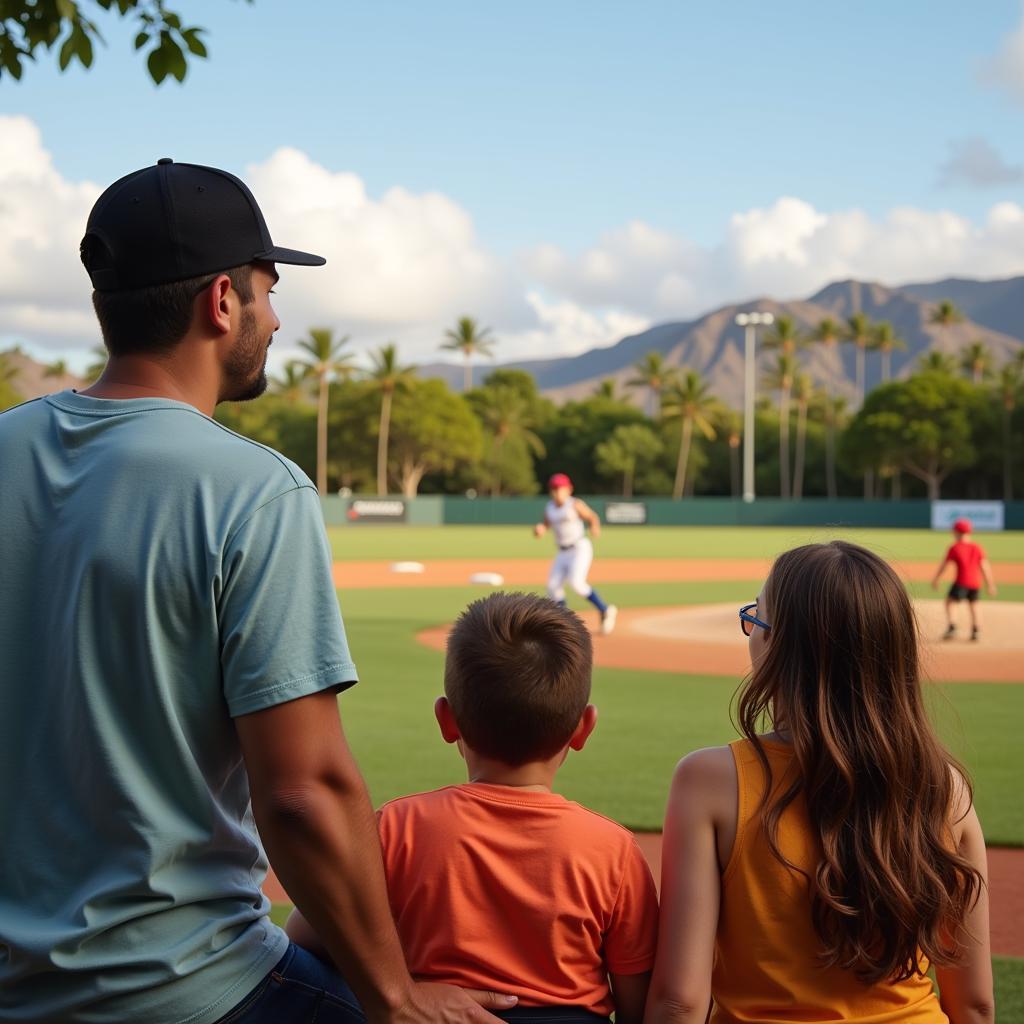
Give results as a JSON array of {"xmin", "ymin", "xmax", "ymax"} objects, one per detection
[{"xmin": 670, "ymin": 745, "xmax": 737, "ymax": 805}]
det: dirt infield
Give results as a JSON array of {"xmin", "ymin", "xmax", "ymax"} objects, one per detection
[
  {"xmin": 418, "ymin": 600, "xmax": 1024, "ymax": 683},
  {"xmin": 335, "ymin": 557, "xmax": 1024, "ymax": 589},
  {"xmin": 262, "ymin": 839, "xmax": 1023, "ymax": 958}
]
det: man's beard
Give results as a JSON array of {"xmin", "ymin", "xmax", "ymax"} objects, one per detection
[{"xmin": 223, "ymin": 308, "xmax": 271, "ymax": 402}]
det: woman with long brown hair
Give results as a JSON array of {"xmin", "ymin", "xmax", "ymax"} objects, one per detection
[{"xmin": 645, "ymin": 541, "xmax": 993, "ymax": 1023}]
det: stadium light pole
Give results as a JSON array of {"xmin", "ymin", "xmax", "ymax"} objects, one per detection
[{"xmin": 735, "ymin": 311, "xmax": 774, "ymax": 503}]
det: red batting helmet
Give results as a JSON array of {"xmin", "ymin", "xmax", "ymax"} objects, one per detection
[
  {"xmin": 953, "ymin": 517, "xmax": 972, "ymax": 534},
  {"xmin": 548, "ymin": 473, "xmax": 572, "ymax": 490}
]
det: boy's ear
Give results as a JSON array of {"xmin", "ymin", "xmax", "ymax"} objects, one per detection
[
  {"xmin": 434, "ymin": 696, "xmax": 462, "ymax": 745},
  {"xmin": 568, "ymin": 704, "xmax": 598, "ymax": 752}
]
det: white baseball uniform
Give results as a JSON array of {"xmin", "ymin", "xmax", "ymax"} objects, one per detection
[{"xmin": 545, "ymin": 498, "xmax": 594, "ymax": 601}]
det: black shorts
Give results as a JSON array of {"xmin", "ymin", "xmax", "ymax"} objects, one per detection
[{"xmin": 949, "ymin": 584, "xmax": 980, "ymax": 602}]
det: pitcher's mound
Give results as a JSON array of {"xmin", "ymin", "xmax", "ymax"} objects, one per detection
[{"xmin": 418, "ymin": 601, "xmax": 1023, "ymax": 683}]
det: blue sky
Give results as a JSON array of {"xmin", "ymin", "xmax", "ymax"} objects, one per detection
[{"xmin": 3, "ymin": 1, "xmax": 1024, "ymax": 366}]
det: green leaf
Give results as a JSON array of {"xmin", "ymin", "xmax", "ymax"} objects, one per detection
[
  {"xmin": 146, "ymin": 45, "xmax": 168, "ymax": 84},
  {"xmin": 164, "ymin": 13, "xmax": 182, "ymax": 31},
  {"xmin": 78, "ymin": 30, "xmax": 93, "ymax": 67},
  {"xmin": 58, "ymin": 35, "xmax": 75, "ymax": 71},
  {"xmin": 56, "ymin": 0, "xmax": 79, "ymax": 20},
  {"xmin": 163, "ymin": 38, "xmax": 187, "ymax": 82},
  {"xmin": 181, "ymin": 28, "xmax": 207, "ymax": 58},
  {"xmin": 134, "ymin": 31, "xmax": 149, "ymax": 50}
]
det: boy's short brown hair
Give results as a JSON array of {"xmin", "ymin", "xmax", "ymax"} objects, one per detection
[{"xmin": 444, "ymin": 592, "xmax": 593, "ymax": 766}]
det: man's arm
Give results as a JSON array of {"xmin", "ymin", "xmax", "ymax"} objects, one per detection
[
  {"xmin": 237, "ymin": 691, "xmax": 516, "ymax": 1023},
  {"xmin": 575, "ymin": 499, "xmax": 601, "ymax": 540},
  {"xmin": 534, "ymin": 511, "xmax": 550, "ymax": 538}
]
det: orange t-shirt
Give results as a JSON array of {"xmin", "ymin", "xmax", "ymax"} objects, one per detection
[{"xmin": 377, "ymin": 783, "xmax": 658, "ymax": 1015}]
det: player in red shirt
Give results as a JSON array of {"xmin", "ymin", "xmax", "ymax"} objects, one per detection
[{"xmin": 930, "ymin": 518, "xmax": 997, "ymax": 641}]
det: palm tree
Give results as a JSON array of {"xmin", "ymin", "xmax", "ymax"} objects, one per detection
[
  {"xmin": 661, "ymin": 370, "xmax": 717, "ymax": 499},
  {"xmin": 627, "ymin": 351, "xmax": 669, "ymax": 419},
  {"xmin": 762, "ymin": 353, "xmax": 799, "ymax": 498},
  {"xmin": 762, "ymin": 316, "xmax": 807, "ymax": 498},
  {"xmin": 295, "ymin": 328, "xmax": 355, "ymax": 495},
  {"xmin": 594, "ymin": 378, "xmax": 618, "ymax": 400},
  {"xmin": 441, "ymin": 316, "xmax": 495, "ymax": 392},
  {"xmin": 917, "ymin": 351, "xmax": 958, "ymax": 375},
  {"xmin": 790, "ymin": 372, "xmax": 813, "ymax": 499},
  {"xmin": 843, "ymin": 311, "xmax": 872, "ymax": 404},
  {"xmin": 477, "ymin": 385, "xmax": 546, "ymax": 496},
  {"xmin": 871, "ymin": 321, "xmax": 907, "ymax": 383},
  {"xmin": 995, "ymin": 362, "xmax": 1022, "ymax": 500},
  {"xmin": 270, "ymin": 361, "xmax": 312, "ymax": 405},
  {"xmin": 961, "ymin": 340, "xmax": 992, "ymax": 385},
  {"xmin": 812, "ymin": 317, "xmax": 842, "ymax": 497},
  {"xmin": 929, "ymin": 298, "xmax": 964, "ymax": 330},
  {"xmin": 44, "ymin": 359, "xmax": 68, "ymax": 379},
  {"xmin": 367, "ymin": 343, "xmax": 417, "ymax": 496}
]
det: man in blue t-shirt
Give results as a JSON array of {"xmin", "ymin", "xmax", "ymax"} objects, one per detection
[{"xmin": 0, "ymin": 160, "xmax": 516, "ymax": 1024}]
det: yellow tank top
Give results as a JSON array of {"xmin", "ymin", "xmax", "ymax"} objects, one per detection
[{"xmin": 711, "ymin": 738, "xmax": 947, "ymax": 1024}]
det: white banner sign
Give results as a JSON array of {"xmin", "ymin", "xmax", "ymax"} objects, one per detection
[
  {"xmin": 605, "ymin": 502, "xmax": 648, "ymax": 525},
  {"xmin": 930, "ymin": 500, "xmax": 1004, "ymax": 532}
]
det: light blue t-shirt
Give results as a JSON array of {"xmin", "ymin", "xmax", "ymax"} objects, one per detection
[{"xmin": 0, "ymin": 391, "xmax": 357, "ymax": 1023}]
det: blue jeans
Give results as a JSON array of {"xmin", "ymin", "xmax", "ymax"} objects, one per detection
[{"xmin": 214, "ymin": 943, "xmax": 366, "ymax": 1023}]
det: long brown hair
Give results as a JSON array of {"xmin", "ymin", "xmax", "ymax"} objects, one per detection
[{"xmin": 738, "ymin": 541, "xmax": 982, "ymax": 984}]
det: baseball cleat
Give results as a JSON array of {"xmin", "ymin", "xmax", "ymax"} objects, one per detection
[
  {"xmin": 601, "ymin": 605, "xmax": 618, "ymax": 635},
  {"xmin": 942, "ymin": 624, "xmax": 956, "ymax": 641}
]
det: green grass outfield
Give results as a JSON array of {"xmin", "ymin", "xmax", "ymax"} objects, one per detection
[{"xmin": 328, "ymin": 524, "xmax": 1024, "ymax": 562}]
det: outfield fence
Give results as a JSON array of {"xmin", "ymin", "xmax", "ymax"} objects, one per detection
[{"xmin": 323, "ymin": 496, "xmax": 1024, "ymax": 530}]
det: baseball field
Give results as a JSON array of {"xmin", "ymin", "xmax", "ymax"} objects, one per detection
[{"xmin": 267, "ymin": 523, "xmax": 1024, "ymax": 1011}]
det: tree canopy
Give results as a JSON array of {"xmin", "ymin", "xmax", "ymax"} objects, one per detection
[{"xmin": 0, "ymin": 1, "xmax": 249, "ymax": 84}]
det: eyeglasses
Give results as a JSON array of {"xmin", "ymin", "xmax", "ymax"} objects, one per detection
[{"xmin": 739, "ymin": 602, "xmax": 771, "ymax": 637}]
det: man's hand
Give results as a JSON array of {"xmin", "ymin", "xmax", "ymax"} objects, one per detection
[
  {"xmin": 533, "ymin": 523, "xmax": 546, "ymax": 538},
  {"xmin": 388, "ymin": 983, "xmax": 517, "ymax": 1023},
  {"xmin": 988, "ymin": 585, "xmax": 998, "ymax": 597}
]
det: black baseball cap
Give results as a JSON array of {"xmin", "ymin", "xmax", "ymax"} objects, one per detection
[{"xmin": 80, "ymin": 157, "xmax": 326, "ymax": 291}]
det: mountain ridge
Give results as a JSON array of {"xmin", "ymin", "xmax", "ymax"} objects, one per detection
[{"xmin": 419, "ymin": 276, "xmax": 1024, "ymax": 407}]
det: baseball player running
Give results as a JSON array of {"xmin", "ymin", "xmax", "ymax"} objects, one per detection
[{"xmin": 534, "ymin": 473, "xmax": 617, "ymax": 634}]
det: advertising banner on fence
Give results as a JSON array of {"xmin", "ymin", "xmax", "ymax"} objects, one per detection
[
  {"xmin": 930, "ymin": 500, "xmax": 1004, "ymax": 532},
  {"xmin": 605, "ymin": 501, "xmax": 648, "ymax": 525},
  {"xmin": 347, "ymin": 498, "xmax": 407, "ymax": 523}
]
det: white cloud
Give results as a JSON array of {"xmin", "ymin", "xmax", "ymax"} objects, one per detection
[
  {"xmin": 978, "ymin": 7, "xmax": 1024, "ymax": 105},
  {"xmin": 0, "ymin": 116, "xmax": 100, "ymax": 350},
  {"xmin": 497, "ymin": 293, "xmax": 650, "ymax": 361},
  {"xmin": 526, "ymin": 197, "xmax": 1024, "ymax": 320},
  {"xmin": 246, "ymin": 147, "xmax": 529, "ymax": 352},
  {"xmin": 937, "ymin": 136, "xmax": 1024, "ymax": 187},
  {"xmin": 4, "ymin": 115, "xmax": 1024, "ymax": 377}
]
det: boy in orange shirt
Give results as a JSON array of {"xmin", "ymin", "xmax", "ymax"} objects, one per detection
[
  {"xmin": 931, "ymin": 517, "xmax": 997, "ymax": 641},
  {"xmin": 288, "ymin": 592, "xmax": 658, "ymax": 1023}
]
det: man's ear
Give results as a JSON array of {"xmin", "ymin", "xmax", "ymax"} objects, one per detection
[
  {"xmin": 204, "ymin": 274, "xmax": 234, "ymax": 336},
  {"xmin": 568, "ymin": 703, "xmax": 598, "ymax": 752},
  {"xmin": 434, "ymin": 696, "xmax": 461, "ymax": 745}
]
